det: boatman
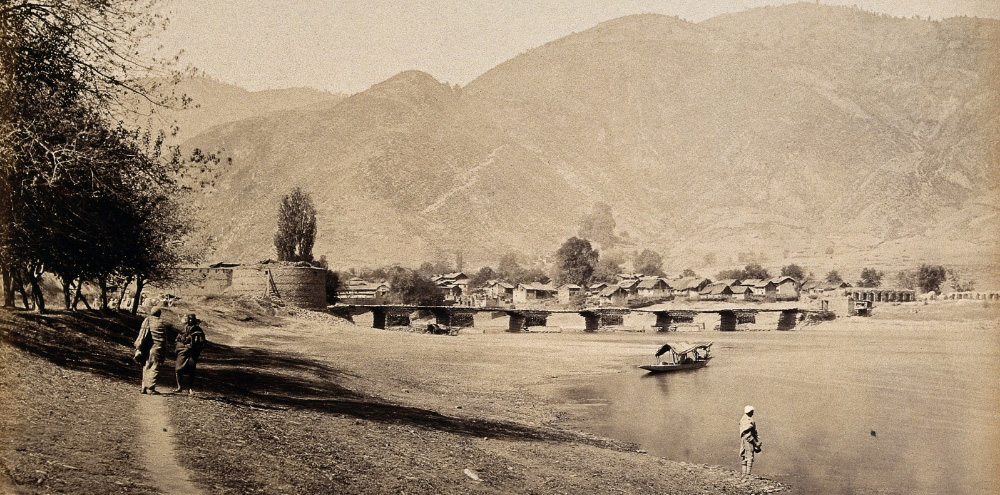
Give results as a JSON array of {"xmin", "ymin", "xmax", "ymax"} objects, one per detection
[{"xmin": 739, "ymin": 405, "xmax": 762, "ymax": 475}]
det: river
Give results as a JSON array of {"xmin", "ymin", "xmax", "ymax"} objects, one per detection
[{"xmin": 554, "ymin": 307, "xmax": 1000, "ymax": 494}]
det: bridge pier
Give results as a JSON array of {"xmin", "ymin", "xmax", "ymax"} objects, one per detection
[
  {"xmin": 432, "ymin": 308, "xmax": 476, "ymax": 329},
  {"xmin": 719, "ymin": 309, "xmax": 757, "ymax": 331},
  {"xmin": 652, "ymin": 311, "xmax": 672, "ymax": 331},
  {"xmin": 506, "ymin": 310, "xmax": 549, "ymax": 332},
  {"xmin": 371, "ymin": 307, "xmax": 412, "ymax": 329},
  {"xmin": 579, "ymin": 308, "xmax": 629, "ymax": 331},
  {"xmin": 777, "ymin": 309, "xmax": 798, "ymax": 330}
]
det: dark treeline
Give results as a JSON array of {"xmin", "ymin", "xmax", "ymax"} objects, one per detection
[{"xmin": 1, "ymin": 1, "xmax": 216, "ymax": 313}]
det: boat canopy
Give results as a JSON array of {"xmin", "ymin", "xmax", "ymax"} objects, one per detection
[{"xmin": 654, "ymin": 341, "xmax": 713, "ymax": 357}]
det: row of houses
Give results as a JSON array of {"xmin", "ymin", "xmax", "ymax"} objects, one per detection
[{"xmin": 337, "ymin": 269, "xmax": 857, "ymax": 307}]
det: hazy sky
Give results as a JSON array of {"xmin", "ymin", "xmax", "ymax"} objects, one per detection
[{"xmin": 153, "ymin": 0, "xmax": 1000, "ymax": 94}]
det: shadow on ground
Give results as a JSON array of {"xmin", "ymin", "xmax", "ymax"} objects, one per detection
[{"xmin": 0, "ymin": 309, "xmax": 580, "ymax": 444}]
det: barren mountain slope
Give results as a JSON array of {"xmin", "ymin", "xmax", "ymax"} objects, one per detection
[{"xmin": 183, "ymin": 4, "xmax": 1000, "ymax": 277}]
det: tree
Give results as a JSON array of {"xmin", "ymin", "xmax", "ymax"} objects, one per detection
[
  {"xmin": 1, "ymin": 1, "xmax": 207, "ymax": 312},
  {"xmin": 780, "ymin": 264, "xmax": 806, "ymax": 281},
  {"xmin": 715, "ymin": 268, "xmax": 743, "ymax": 280},
  {"xmin": 681, "ymin": 268, "xmax": 698, "ymax": 278},
  {"xmin": 274, "ymin": 188, "xmax": 317, "ymax": 262},
  {"xmin": 633, "ymin": 249, "xmax": 664, "ymax": 277},
  {"xmin": 554, "ymin": 237, "xmax": 598, "ymax": 286},
  {"xmin": 578, "ymin": 203, "xmax": 618, "ymax": 247},
  {"xmin": 593, "ymin": 256, "xmax": 622, "ymax": 283},
  {"xmin": 469, "ymin": 266, "xmax": 496, "ymax": 288},
  {"xmin": 947, "ymin": 268, "xmax": 975, "ymax": 292},
  {"xmin": 917, "ymin": 264, "xmax": 947, "ymax": 293},
  {"xmin": 895, "ymin": 270, "xmax": 916, "ymax": 290},
  {"xmin": 857, "ymin": 268, "xmax": 884, "ymax": 288},
  {"xmin": 388, "ymin": 269, "xmax": 443, "ymax": 306},
  {"xmin": 743, "ymin": 263, "xmax": 770, "ymax": 280},
  {"xmin": 825, "ymin": 270, "xmax": 843, "ymax": 284},
  {"xmin": 496, "ymin": 253, "xmax": 521, "ymax": 279}
]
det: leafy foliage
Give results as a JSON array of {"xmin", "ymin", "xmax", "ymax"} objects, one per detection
[
  {"xmin": 857, "ymin": 268, "xmax": 884, "ymax": 288},
  {"xmin": 825, "ymin": 270, "xmax": 844, "ymax": 284},
  {"xmin": 916, "ymin": 264, "xmax": 947, "ymax": 293},
  {"xmin": 780, "ymin": 264, "xmax": 806, "ymax": 281},
  {"xmin": 469, "ymin": 266, "xmax": 495, "ymax": 288},
  {"xmin": 274, "ymin": 188, "xmax": 317, "ymax": 262},
  {"xmin": 554, "ymin": 237, "xmax": 598, "ymax": 286},
  {"xmin": 633, "ymin": 249, "xmax": 664, "ymax": 277},
  {"xmin": 388, "ymin": 269, "xmax": 444, "ymax": 306}
]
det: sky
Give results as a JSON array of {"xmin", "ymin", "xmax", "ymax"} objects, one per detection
[{"xmin": 152, "ymin": 0, "xmax": 1000, "ymax": 94}]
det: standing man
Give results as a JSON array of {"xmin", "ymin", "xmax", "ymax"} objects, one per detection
[
  {"xmin": 134, "ymin": 308, "xmax": 166, "ymax": 394},
  {"xmin": 740, "ymin": 405, "xmax": 762, "ymax": 475},
  {"xmin": 173, "ymin": 313, "xmax": 206, "ymax": 395}
]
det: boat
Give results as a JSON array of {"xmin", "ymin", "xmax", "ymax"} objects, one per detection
[{"xmin": 638, "ymin": 341, "xmax": 713, "ymax": 372}]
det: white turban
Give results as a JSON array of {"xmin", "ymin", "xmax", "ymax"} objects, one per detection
[{"xmin": 745, "ymin": 405, "xmax": 754, "ymax": 414}]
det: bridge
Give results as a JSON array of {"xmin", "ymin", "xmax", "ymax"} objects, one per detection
[{"xmin": 328, "ymin": 304, "xmax": 806, "ymax": 332}]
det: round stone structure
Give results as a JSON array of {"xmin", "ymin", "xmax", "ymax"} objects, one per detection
[{"xmin": 231, "ymin": 264, "xmax": 326, "ymax": 309}]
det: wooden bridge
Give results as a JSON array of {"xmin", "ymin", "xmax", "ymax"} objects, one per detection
[{"xmin": 328, "ymin": 304, "xmax": 806, "ymax": 332}]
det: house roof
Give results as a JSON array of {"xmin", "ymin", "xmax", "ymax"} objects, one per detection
[
  {"xmin": 701, "ymin": 283, "xmax": 733, "ymax": 295},
  {"xmin": 589, "ymin": 282, "xmax": 608, "ymax": 290},
  {"xmin": 559, "ymin": 284, "xmax": 582, "ymax": 290},
  {"xmin": 769, "ymin": 276, "xmax": 799, "ymax": 285},
  {"xmin": 600, "ymin": 286, "xmax": 626, "ymax": 297},
  {"xmin": 742, "ymin": 278, "xmax": 765, "ymax": 287},
  {"xmin": 520, "ymin": 283, "xmax": 556, "ymax": 292},
  {"xmin": 619, "ymin": 279, "xmax": 640, "ymax": 289},
  {"xmin": 717, "ymin": 278, "xmax": 742, "ymax": 287},
  {"xmin": 730, "ymin": 285, "xmax": 751, "ymax": 294},
  {"xmin": 673, "ymin": 277, "xmax": 711, "ymax": 290},
  {"xmin": 637, "ymin": 278, "xmax": 667, "ymax": 289}
]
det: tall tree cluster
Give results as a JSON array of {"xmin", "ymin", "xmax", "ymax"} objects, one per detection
[
  {"xmin": 1, "ymin": 1, "xmax": 205, "ymax": 312},
  {"xmin": 274, "ymin": 187, "xmax": 317, "ymax": 262}
]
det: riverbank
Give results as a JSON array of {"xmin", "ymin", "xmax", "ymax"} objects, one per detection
[{"xmin": 0, "ymin": 303, "xmax": 786, "ymax": 494}]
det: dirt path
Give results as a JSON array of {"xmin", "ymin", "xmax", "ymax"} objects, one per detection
[{"xmin": 136, "ymin": 395, "xmax": 204, "ymax": 495}]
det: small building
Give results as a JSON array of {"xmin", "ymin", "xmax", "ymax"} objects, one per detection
[
  {"xmin": 484, "ymin": 280, "xmax": 515, "ymax": 302},
  {"xmin": 618, "ymin": 278, "xmax": 641, "ymax": 297},
  {"xmin": 699, "ymin": 283, "xmax": 733, "ymax": 301},
  {"xmin": 588, "ymin": 282, "xmax": 608, "ymax": 295},
  {"xmin": 636, "ymin": 277, "xmax": 670, "ymax": 298},
  {"xmin": 513, "ymin": 283, "xmax": 557, "ymax": 304},
  {"xmin": 557, "ymin": 284, "xmax": 584, "ymax": 305},
  {"xmin": 432, "ymin": 272, "xmax": 469, "ymax": 301},
  {"xmin": 769, "ymin": 276, "xmax": 801, "ymax": 301},
  {"xmin": 337, "ymin": 278, "xmax": 390, "ymax": 303},
  {"xmin": 730, "ymin": 284, "xmax": 753, "ymax": 301},
  {"xmin": 598, "ymin": 285, "xmax": 628, "ymax": 306},
  {"xmin": 672, "ymin": 277, "xmax": 713, "ymax": 299}
]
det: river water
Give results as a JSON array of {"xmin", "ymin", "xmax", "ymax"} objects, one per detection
[{"xmin": 555, "ymin": 310, "xmax": 1000, "ymax": 494}]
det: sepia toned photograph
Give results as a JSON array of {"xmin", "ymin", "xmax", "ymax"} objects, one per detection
[{"xmin": 1, "ymin": 1, "xmax": 998, "ymax": 493}]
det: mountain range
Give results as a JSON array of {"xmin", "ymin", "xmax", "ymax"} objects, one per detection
[{"xmin": 171, "ymin": 3, "xmax": 1000, "ymax": 283}]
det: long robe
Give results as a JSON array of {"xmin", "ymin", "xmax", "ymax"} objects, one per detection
[
  {"xmin": 136, "ymin": 316, "xmax": 165, "ymax": 389},
  {"xmin": 174, "ymin": 324, "xmax": 205, "ymax": 373},
  {"xmin": 739, "ymin": 414, "xmax": 759, "ymax": 463}
]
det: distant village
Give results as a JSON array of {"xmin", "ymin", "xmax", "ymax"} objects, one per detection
[{"xmin": 336, "ymin": 271, "xmax": 895, "ymax": 309}]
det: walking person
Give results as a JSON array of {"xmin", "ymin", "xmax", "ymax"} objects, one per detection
[
  {"xmin": 739, "ymin": 405, "xmax": 762, "ymax": 475},
  {"xmin": 173, "ymin": 313, "xmax": 206, "ymax": 395},
  {"xmin": 134, "ymin": 308, "xmax": 166, "ymax": 394}
]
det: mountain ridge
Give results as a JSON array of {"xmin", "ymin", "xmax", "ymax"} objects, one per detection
[{"xmin": 178, "ymin": 3, "xmax": 1000, "ymax": 282}]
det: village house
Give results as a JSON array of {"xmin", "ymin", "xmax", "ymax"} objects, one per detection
[
  {"xmin": 336, "ymin": 278, "xmax": 390, "ymax": 303},
  {"xmin": 557, "ymin": 284, "xmax": 584, "ymax": 305},
  {"xmin": 598, "ymin": 285, "xmax": 628, "ymax": 306},
  {"xmin": 730, "ymin": 284, "xmax": 753, "ymax": 301},
  {"xmin": 699, "ymin": 282, "xmax": 733, "ymax": 301},
  {"xmin": 618, "ymin": 278, "xmax": 641, "ymax": 297},
  {"xmin": 588, "ymin": 282, "xmax": 608, "ymax": 295},
  {"xmin": 770, "ymin": 276, "xmax": 801, "ymax": 301},
  {"xmin": 513, "ymin": 283, "xmax": 557, "ymax": 304},
  {"xmin": 432, "ymin": 272, "xmax": 469, "ymax": 301},
  {"xmin": 636, "ymin": 277, "xmax": 671, "ymax": 298},
  {"xmin": 672, "ymin": 277, "xmax": 713, "ymax": 299},
  {"xmin": 802, "ymin": 280, "xmax": 851, "ymax": 297},
  {"xmin": 483, "ymin": 280, "xmax": 515, "ymax": 302}
]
